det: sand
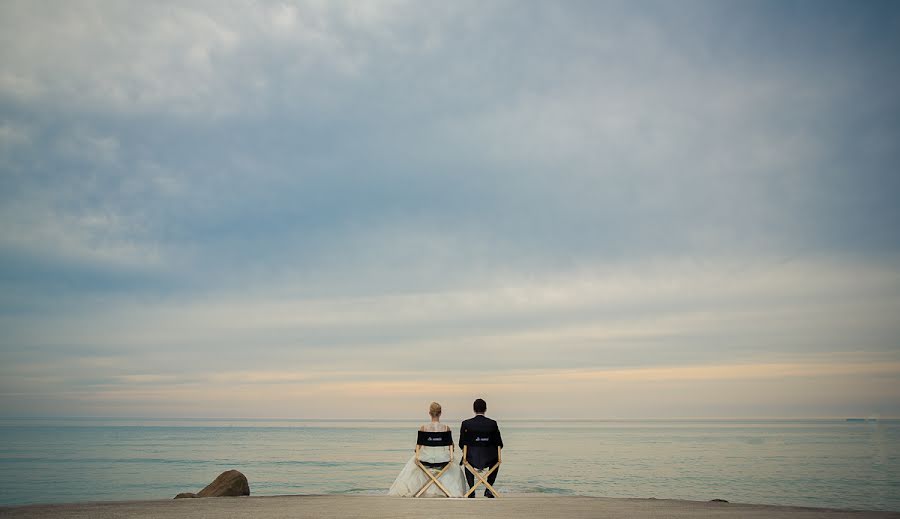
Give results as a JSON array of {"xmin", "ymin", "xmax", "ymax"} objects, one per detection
[{"xmin": 2, "ymin": 495, "xmax": 898, "ymax": 519}]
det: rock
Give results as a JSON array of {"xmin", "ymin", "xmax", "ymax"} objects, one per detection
[
  {"xmin": 197, "ymin": 469, "xmax": 250, "ymax": 497},
  {"xmin": 174, "ymin": 470, "xmax": 250, "ymax": 499},
  {"xmin": 709, "ymin": 499, "xmax": 729, "ymax": 503}
]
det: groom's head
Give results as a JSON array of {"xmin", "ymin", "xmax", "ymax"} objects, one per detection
[{"xmin": 473, "ymin": 398, "xmax": 487, "ymax": 414}]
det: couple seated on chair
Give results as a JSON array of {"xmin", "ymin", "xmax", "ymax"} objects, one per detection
[{"xmin": 388, "ymin": 398, "xmax": 503, "ymax": 498}]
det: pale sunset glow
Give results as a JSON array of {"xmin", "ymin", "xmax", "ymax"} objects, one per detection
[{"xmin": 1, "ymin": 1, "xmax": 899, "ymax": 420}]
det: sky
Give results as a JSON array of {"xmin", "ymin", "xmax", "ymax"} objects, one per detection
[{"xmin": 1, "ymin": 0, "xmax": 899, "ymax": 420}]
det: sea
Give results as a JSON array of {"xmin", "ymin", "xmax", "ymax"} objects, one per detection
[{"xmin": 0, "ymin": 418, "xmax": 898, "ymax": 511}]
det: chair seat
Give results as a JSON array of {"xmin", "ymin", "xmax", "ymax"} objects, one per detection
[{"xmin": 419, "ymin": 460, "xmax": 449, "ymax": 469}]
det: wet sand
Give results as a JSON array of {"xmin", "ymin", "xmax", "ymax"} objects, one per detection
[{"xmin": 2, "ymin": 495, "xmax": 898, "ymax": 519}]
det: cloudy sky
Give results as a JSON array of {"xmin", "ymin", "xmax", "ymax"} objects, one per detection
[{"xmin": 1, "ymin": 0, "xmax": 898, "ymax": 419}]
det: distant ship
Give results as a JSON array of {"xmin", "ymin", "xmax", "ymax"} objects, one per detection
[{"xmin": 846, "ymin": 416, "xmax": 879, "ymax": 423}]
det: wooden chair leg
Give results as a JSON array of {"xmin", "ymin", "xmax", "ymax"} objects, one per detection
[
  {"xmin": 414, "ymin": 461, "xmax": 452, "ymax": 497},
  {"xmin": 463, "ymin": 460, "xmax": 483, "ymax": 497},
  {"xmin": 415, "ymin": 472, "xmax": 449, "ymax": 497},
  {"xmin": 480, "ymin": 464, "xmax": 501, "ymax": 498},
  {"xmin": 463, "ymin": 461, "xmax": 501, "ymax": 498},
  {"xmin": 419, "ymin": 473, "xmax": 451, "ymax": 497}
]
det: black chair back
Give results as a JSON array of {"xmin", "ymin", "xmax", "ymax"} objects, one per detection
[
  {"xmin": 416, "ymin": 430, "xmax": 453, "ymax": 447},
  {"xmin": 460, "ymin": 427, "xmax": 500, "ymax": 447}
]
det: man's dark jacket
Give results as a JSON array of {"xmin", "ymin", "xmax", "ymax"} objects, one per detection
[{"xmin": 459, "ymin": 414, "xmax": 503, "ymax": 469}]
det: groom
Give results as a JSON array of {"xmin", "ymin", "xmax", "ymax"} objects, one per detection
[{"xmin": 459, "ymin": 398, "xmax": 503, "ymax": 497}]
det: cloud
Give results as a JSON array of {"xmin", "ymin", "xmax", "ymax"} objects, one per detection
[
  {"xmin": 2, "ymin": 257, "xmax": 899, "ymax": 417},
  {"xmin": 4, "ymin": 356, "xmax": 898, "ymax": 419},
  {"xmin": 0, "ymin": 120, "xmax": 30, "ymax": 148},
  {"xmin": 1, "ymin": 1, "xmax": 899, "ymax": 417}
]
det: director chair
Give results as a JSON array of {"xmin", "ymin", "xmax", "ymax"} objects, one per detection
[
  {"xmin": 460, "ymin": 429, "xmax": 502, "ymax": 498},
  {"xmin": 414, "ymin": 430, "xmax": 455, "ymax": 497}
]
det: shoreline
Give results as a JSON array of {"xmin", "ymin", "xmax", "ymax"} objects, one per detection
[{"xmin": 1, "ymin": 495, "xmax": 898, "ymax": 518}]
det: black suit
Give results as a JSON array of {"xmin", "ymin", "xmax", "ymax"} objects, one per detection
[{"xmin": 459, "ymin": 414, "xmax": 503, "ymax": 497}]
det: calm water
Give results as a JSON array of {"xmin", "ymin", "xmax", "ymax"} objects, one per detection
[{"xmin": 0, "ymin": 418, "xmax": 897, "ymax": 510}]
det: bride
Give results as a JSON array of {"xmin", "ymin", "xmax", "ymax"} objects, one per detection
[{"xmin": 388, "ymin": 402, "xmax": 468, "ymax": 497}]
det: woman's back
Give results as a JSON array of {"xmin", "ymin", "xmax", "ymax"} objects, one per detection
[
  {"xmin": 419, "ymin": 422, "xmax": 450, "ymax": 433},
  {"xmin": 418, "ymin": 422, "xmax": 452, "ymax": 464}
]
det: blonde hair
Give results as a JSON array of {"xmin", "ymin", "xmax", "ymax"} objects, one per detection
[{"xmin": 428, "ymin": 402, "xmax": 442, "ymax": 418}]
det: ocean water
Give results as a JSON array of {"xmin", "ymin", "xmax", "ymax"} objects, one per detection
[{"xmin": 0, "ymin": 418, "xmax": 897, "ymax": 511}]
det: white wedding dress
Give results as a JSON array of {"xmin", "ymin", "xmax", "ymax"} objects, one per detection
[{"xmin": 388, "ymin": 423, "xmax": 468, "ymax": 497}]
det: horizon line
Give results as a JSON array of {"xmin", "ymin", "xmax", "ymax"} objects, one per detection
[{"xmin": 1, "ymin": 415, "xmax": 895, "ymax": 421}]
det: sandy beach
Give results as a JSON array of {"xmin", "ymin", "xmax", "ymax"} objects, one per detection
[{"xmin": 1, "ymin": 495, "xmax": 898, "ymax": 519}]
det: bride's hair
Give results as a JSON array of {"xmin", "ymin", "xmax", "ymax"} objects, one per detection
[{"xmin": 429, "ymin": 402, "xmax": 442, "ymax": 418}]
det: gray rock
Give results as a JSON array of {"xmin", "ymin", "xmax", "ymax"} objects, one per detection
[{"xmin": 174, "ymin": 470, "xmax": 250, "ymax": 499}]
